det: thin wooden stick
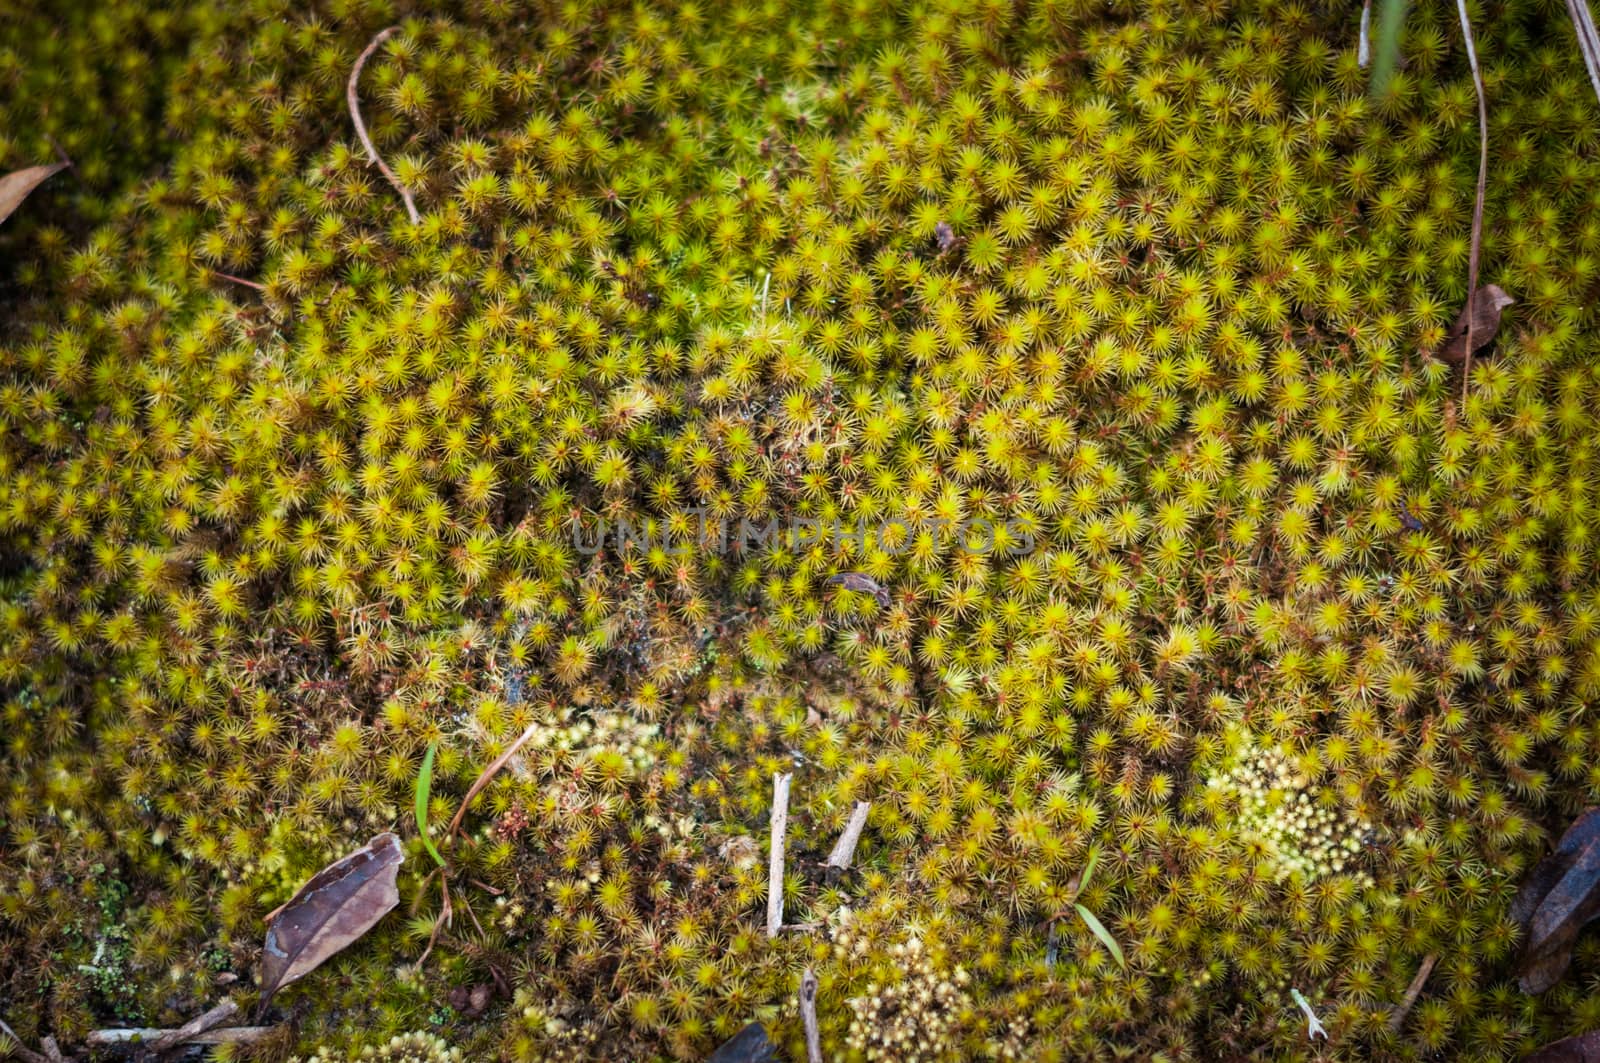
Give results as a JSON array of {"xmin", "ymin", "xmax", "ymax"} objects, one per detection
[
  {"xmin": 348, "ymin": 26, "xmax": 420, "ymax": 225},
  {"xmin": 1387, "ymin": 953, "xmax": 1438, "ymax": 1033},
  {"xmin": 800, "ymin": 968, "xmax": 823, "ymax": 1063},
  {"xmin": 1455, "ymin": 0, "xmax": 1487, "ymax": 405},
  {"xmin": 147, "ymin": 999, "xmax": 239, "ymax": 1055},
  {"xmin": 767, "ymin": 772, "xmax": 792, "ymax": 938},
  {"xmin": 824, "ymin": 801, "xmax": 871, "ymax": 873},
  {"xmin": 86, "ymin": 1026, "xmax": 277, "ymax": 1048},
  {"xmin": 212, "ymin": 271, "xmax": 266, "ymax": 291}
]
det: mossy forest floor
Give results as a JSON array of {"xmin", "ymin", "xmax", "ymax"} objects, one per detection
[{"xmin": 3, "ymin": 0, "xmax": 1600, "ymax": 1059}]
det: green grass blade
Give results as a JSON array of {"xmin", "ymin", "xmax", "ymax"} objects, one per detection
[
  {"xmin": 1369, "ymin": 0, "xmax": 1408, "ymax": 96},
  {"xmin": 1078, "ymin": 847, "xmax": 1100, "ymax": 895},
  {"xmin": 1075, "ymin": 903, "xmax": 1125, "ymax": 969},
  {"xmin": 416, "ymin": 741, "xmax": 446, "ymax": 868}
]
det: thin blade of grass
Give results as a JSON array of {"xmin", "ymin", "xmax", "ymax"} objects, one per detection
[
  {"xmin": 1078, "ymin": 847, "xmax": 1100, "ymax": 895},
  {"xmin": 1369, "ymin": 0, "xmax": 1408, "ymax": 96},
  {"xmin": 416, "ymin": 742, "xmax": 446, "ymax": 868},
  {"xmin": 1074, "ymin": 904, "xmax": 1126, "ymax": 969}
]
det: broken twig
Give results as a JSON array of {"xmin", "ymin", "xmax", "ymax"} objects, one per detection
[
  {"xmin": 767, "ymin": 772, "xmax": 792, "ymax": 938},
  {"xmin": 86, "ymin": 1026, "xmax": 277, "ymax": 1048},
  {"xmin": 0, "ymin": 1017, "xmax": 52, "ymax": 1063},
  {"xmin": 147, "ymin": 999, "xmax": 239, "ymax": 1056},
  {"xmin": 1387, "ymin": 953, "xmax": 1438, "ymax": 1033},
  {"xmin": 800, "ymin": 968, "xmax": 823, "ymax": 1063},
  {"xmin": 824, "ymin": 801, "xmax": 871, "ymax": 875},
  {"xmin": 348, "ymin": 26, "xmax": 420, "ymax": 225}
]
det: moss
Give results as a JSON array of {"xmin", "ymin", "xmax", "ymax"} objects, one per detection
[
  {"xmin": 2, "ymin": 0, "xmax": 1600, "ymax": 1058},
  {"xmin": 294, "ymin": 1031, "xmax": 462, "ymax": 1063}
]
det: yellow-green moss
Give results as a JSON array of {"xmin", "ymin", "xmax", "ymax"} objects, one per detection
[{"xmin": 3, "ymin": 0, "xmax": 1600, "ymax": 1059}]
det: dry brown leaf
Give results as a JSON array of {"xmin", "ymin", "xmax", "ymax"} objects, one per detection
[
  {"xmin": 828, "ymin": 571, "xmax": 891, "ymax": 608},
  {"xmin": 706, "ymin": 1023, "xmax": 779, "ymax": 1063},
  {"xmin": 0, "ymin": 163, "xmax": 67, "ymax": 229},
  {"xmin": 1439, "ymin": 284, "xmax": 1513, "ymax": 365},
  {"xmin": 1514, "ymin": 807, "xmax": 1600, "ymax": 993},
  {"xmin": 258, "ymin": 832, "xmax": 404, "ymax": 1012},
  {"xmin": 1529, "ymin": 1030, "xmax": 1600, "ymax": 1063}
]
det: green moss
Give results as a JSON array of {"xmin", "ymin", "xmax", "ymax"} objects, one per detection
[{"xmin": 2, "ymin": 0, "xmax": 1600, "ymax": 1058}]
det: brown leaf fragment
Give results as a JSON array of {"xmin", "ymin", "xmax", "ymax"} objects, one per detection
[
  {"xmin": 1529, "ymin": 1030, "xmax": 1600, "ymax": 1063},
  {"xmin": 706, "ymin": 1022, "xmax": 778, "ymax": 1063},
  {"xmin": 828, "ymin": 572, "xmax": 891, "ymax": 608},
  {"xmin": 1439, "ymin": 283, "xmax": 1513, "ymax": 365},
  {"xmin": 257, "ymin": 832, "xmax": 404, "ymax": 1012},
  {"xmin": 0, "ymin": 163, "xmax": 67, "ymax": 229},
  {"xmin": 1514, "ymin": 807, "xmax": 1600, "ymax": 993}
]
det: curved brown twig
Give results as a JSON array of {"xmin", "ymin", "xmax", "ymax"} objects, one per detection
[
  {"xmin": 347, "ymin": 26, "xmax": 420, "ymax": 225},
  {"xmin": 447, "ymin": 719, "xmax": 541, "ymax": 839}
]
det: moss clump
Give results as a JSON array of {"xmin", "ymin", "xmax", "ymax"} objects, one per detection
[
  {"xmin": 839, "ymin": 931, "xmax": 972, "ymax": 1062},
  {"xmin": 3, "ymin": 0, "xmax": 1600, "ymax": 1059},
  {"xmin": 293, "ymin": 1031, "xmax": 462, "ymax": 1063},
  {"xmin": 1204, "ymin": 728, "xmax": 1374, "ymax": 884}
]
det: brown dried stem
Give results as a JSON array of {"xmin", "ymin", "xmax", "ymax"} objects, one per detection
[
  {"xmin": 348, "ymin": 26, "xmax": 420, "ymax": 225},
  {"xmin": 1387, "ymin": 953, "xmax": 1439, "ymax": 1034},
  {"xmin": 448, "ymin": 719, "xmax": 541, "ymax": 839}
]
